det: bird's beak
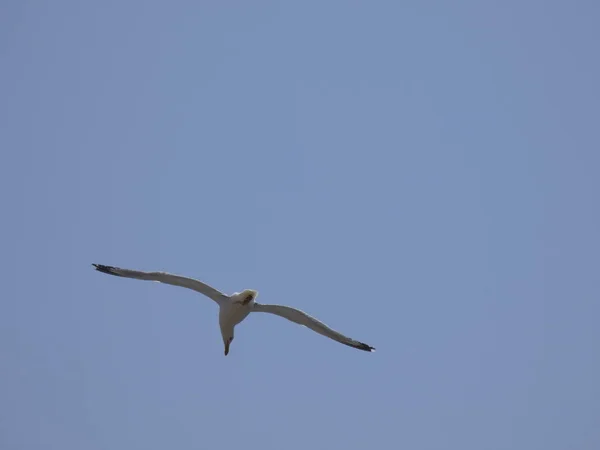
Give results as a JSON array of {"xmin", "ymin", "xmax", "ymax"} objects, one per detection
[{"xmin": 224, "ymin": 341, "xmax": 230, "ymax": 356}]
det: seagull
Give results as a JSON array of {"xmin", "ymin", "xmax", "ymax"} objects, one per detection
[{"xmin": 92, "ymin": 264, "xmax": 375, "ymax": 355}]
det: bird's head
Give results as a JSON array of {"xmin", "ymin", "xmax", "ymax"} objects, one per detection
[
  {"xmin": 232, "ymin": 289, "xmax": 258, "ymax": 305},
  {"xmin": 241, "ymin": 289, "xmax": 258, "ymax": 303}
]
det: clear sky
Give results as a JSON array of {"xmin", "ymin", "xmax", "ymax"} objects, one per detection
[{"xmin": 1, "ymin": 2, "xmax": 599, "ymax": 449}]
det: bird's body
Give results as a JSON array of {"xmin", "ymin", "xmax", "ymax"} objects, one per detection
[
  {"xmin": 218, "ymin": 290, "xmax": 257, "ymax": 355},
  {"xmin": 92, "ymin": 263, "xmax": 375, "ymax": 355}
]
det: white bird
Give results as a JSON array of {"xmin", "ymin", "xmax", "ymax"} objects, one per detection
[{"xmin": 92, "ymin": 263, "xmax": 375, "ymax": 355}]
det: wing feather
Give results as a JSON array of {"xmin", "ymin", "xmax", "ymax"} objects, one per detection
[
  {"xmin": 92, "ymin": 264, "xmax": 227, "ymax": 304},
  {"xmin": 252, "ymin": 303, "xmax": 374, "ymax": 352}
]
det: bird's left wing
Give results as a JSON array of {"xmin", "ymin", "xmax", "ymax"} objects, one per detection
[
  {"xmin": 252, "ymin": 303, "xmax": 375, "ymax": 352},
  {"xmin": 92, "ymin": 264, "xmax": 228, "ymax": 304}
]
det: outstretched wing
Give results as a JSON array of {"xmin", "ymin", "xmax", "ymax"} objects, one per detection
[
  {"xmin": 92, "ymin": 264, "xmax": 228, "ymax": 304},
  {"xmin": 252, "ymin": 303, "xmax": 375, "ymax": 352}
]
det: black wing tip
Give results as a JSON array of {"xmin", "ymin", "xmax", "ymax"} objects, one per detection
[
  {"xmin": 355, "ymin": 342, "xmax": 376, "ymax": 352},
  {"xmin": 92, "ymin": 263, "xmax": 122, "ymax": 277}
]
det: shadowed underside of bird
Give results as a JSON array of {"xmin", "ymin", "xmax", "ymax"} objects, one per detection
[{"xmin": 92, "ymin": 263, "xmax": 375, "ymax": 354}]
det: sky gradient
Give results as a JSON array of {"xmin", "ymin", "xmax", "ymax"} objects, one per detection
[{"xmin": 1, "ymin": 2, "xmax": 599, "ymax": 449}]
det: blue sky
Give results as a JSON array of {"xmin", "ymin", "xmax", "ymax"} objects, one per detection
[{"xmin": 1, "ymin": 2, "xmax": 599, "ymax": 449}]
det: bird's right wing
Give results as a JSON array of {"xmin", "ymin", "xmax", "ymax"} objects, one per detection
[
  {"xmin": 92, "ymin": 264, "xmax": 228, "ymax": 304},
  {"xmin": 252, "ymin": 303, "xmax": 375, "ymax": 352}
]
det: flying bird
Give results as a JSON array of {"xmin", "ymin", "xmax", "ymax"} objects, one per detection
[{"xmin": 92, "ymin": 264, "xmax": 375, "ymax": 355}]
